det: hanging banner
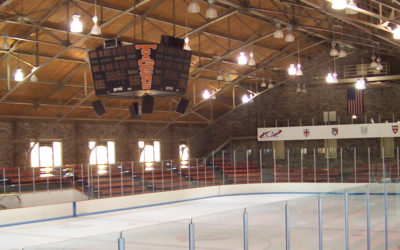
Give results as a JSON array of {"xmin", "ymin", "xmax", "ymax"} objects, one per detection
[{"xmin": 257, "ymin": 122, "xmax": 400, "ymax": 141}]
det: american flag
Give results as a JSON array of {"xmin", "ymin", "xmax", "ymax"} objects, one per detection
[{"xmin": 347, "ymin": 89, "xmax": 363, "ymax": 115}]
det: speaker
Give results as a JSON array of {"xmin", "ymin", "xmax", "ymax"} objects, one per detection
[
  {"xmin": 141, "ymin": 95, "xmax": 154, "ymax": 114},
  {"xmin": 92, "ymin": 100, "xmax": 105, "ymax": 117},
  {"xmin": 129, "ymin": 102, "xmax": 141, "ymax": 118},
  {"xmin": 176, "ymin": 98, "xmax": 189, "ymax": 114}
]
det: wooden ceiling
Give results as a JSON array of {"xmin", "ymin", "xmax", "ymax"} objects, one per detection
[{"xmin": 0, "ymin": 0, "xmax": 399, "ymax": 126}]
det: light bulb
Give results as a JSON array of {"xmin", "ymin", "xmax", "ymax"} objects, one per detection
[
  {"xmin": 14, "ymin": 68, "xmax": 24, "ymax": 81},
  {"xmin": 288, "ymin": 64, "xmax": 297, "ymax": 75},
  {"xmin": 338, "ymin": 48, "xmax": 347, "ymax": 58},
  {"xmin": 188, "ymin": 0, "xmax": 200, "ymax": 13},
  {"xmin": 330, "ymin": 43, "xmax": 338, "ymax": 57},
  {"xmin": 326, "ymin": 73, "xmax": 334, "ymax": 83},
  {"xmin": 242, "ymin": 94, "xmax": 250, "ymax": 103},
  {"xmin": 237, "ymin": 52, "xmax": 248, "ymax": 65},
  {"xmin": 285, "ymin": 32, "xmax": 295, "ymax": 42},
  {"xmin": 332, "ymin": 0, "xmax": 347, "ymax": 10},
  {"xmin": 70, "ymin": 13, "xmax": 83, "ymax": 33},
  {"xmin": 355, "ymin": 78, "xmax": 366, "ymax": 89},
  {"xmin": 267, "ymin": 79, "xmax": 274, "ymax": 89},
  {"xmin": 376, "ymin": 63, "xmax": 383, "ymax": 71},
  {"xmin": 352, "ymin": 114, "xmax": 357, "ymax": 119},
  {"xmin": 260, "ymin": 78, "xmax": 267, "ymax": 88},
  {"xmin": 202, "ymin": 90, "xmax": 211, "ymax": 99},
  {"xmin": 296, "ymin": 64, "xmax": 303, "ymax": 76},
  {"xmin": 205, "ymin": 4, "xmax": 217, "ymax": 19},
  {"xmin": 183, "ymin": 36, "xmax": 191, "ymax": 51},
  {"xmin": 248, "ymin": 51, "xmax": 256, "ymax": 66},
  {"xmin": 30, "ymin": 67, "xmax": 38, "ymax": 82},
  {"xmin": 370, "ymin": 61, "xmax": 377, "ymax": 68},
  {"xmin": 90, "ymin": 16, "xmax": 101, "ymax": 35},
  {"xmin": 332, "ymin": 73, "xmax": 338, "ymax": 83}
]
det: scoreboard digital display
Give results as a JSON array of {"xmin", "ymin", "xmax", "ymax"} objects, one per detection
[{"xmin": 88, "ymin": 36, "xmax": 192, "ymax": 98}]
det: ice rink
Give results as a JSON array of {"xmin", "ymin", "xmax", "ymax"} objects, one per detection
[{"xmin": 1, "ymin": 191, "xmax": 399, "ymax": 249}]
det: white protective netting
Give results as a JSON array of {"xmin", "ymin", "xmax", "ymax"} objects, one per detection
[{"xmin": 0, "ymin": 193, "xmax": 22, "ymax": 209}]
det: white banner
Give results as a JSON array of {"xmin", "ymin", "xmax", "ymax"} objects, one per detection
[{"xmin": 257, "ymin": 123, "xmax": 400, "ymax": 141}]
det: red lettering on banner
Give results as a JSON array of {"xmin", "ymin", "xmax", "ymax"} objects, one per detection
[
  {"xmin": 259, "ymin": 129, "xmax": 282, "ymax": 139},
  {"xmin": 135, "ymin": 44, "xmax": 157, "ymax": 90}
]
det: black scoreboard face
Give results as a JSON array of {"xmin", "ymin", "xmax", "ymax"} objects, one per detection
[{"xmin": 89, "ymin": 41, "xmax": 192, "ymax": 98}]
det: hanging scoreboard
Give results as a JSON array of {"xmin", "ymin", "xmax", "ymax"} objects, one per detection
[{"xmin": 88, "ymin": 36, "xmax": 192, "ymax": 98}]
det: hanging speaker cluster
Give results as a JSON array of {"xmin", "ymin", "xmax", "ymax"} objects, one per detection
[
  {"xmin": 92, "ymin": 100, "xmax": 105, "ymax": 117},
  {"xmin": 176, "ymin": 98, "xmax": 189, "ymax": 114}
]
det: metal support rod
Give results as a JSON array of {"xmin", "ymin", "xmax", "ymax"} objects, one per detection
[
  {"xmin": 234, "ymin": 150, "xmax": 236, "ymax": 184},
  {"xmin": 109, "ymin": 164, "xmax": 112, "ymax": 197},
  {"xmin": 222, "ymin": 150, "xmax": 225, "ymax": 185},
  {"xmin": 212, "ymin": 151, "xmax": 215, "ymax": 186},
  {"xmin": 72, "ymin": 165, "xmax": 75, "ymax": 189},
  {"xmin": 287, "ymin": 149, "xmax": 290, "ymax": 183},
  {"xmin": 368, "ymin": 147, "xmax": 371, "ymax": 183},
  {"xmin": 354, "ymin": 148, "xmax": 357, "ymax": 183},
  {"xmin": 314, "ymin": 148, "xmax": 316, "ymax": 183},
  {"xmin": 2, "ymin": 168, "xmax": 5, "ymax": 193},
  {"xmin": 170, "ymin": 160, "xmax": 173, "ymax": 190},
  {"xmin": 32, "ymin": 167, "xmax": 35, "ymax": 192},
  {"xmin": 131, "ymin": 162, "xmax": 134, "ymax": 195},
  {"xmin": 142, "ymin": 162, "xmax": 145, "ymax": 193},
  {"xmin": 301, "ymin": 149, "xmax": 303, "ymax": 183},
  {"xmin": 60, "ymin": 165, "xmax": 63, "ymax": 190},
  {"xmin": 46, "ymin": 174, "xmax": 49, "ymax": 191},
  {"xmin": 188, "ymin": 159, "xmax": 191, "ymax": 188},
  {"xmin": 243, "ymin": 208, "xmax": 248, "ymax": 250},
  {"xmin": 204, "ymin": 158, "xmax": 207, "ymax": 186},
  {"xmin": 382, "ymin": 147, "xmax": 386, "ymax": 179},
  {"xmin": 189, "ymin": 219, "xmax": 195, "ymax": 250},
  {"xmin": 318, "ymin": 196, "xmax": 322, "ymax": 250},
  {"xmin": 121, "ymin": 164, "xmax": 124, "ymax": 196},
  {"xmin": 97, "ymin": 167, "xmax": 100, "ymax": 198},
  {"xmin": 340, "ymin": 148, "xmax": 343, "ymax": 183},
  {"xmin": 118, "ymin": 232, "xmax": 125, "ymax": 250},
  {"xmin": 327, "ymin": 148, "xmax": 330, "ymax": 183},
  {"xmin": 366, "ymin": 186, "xmax": 370, "ymax": 250},
  {"xmin": 246, "ymin": 150, "xmax": 249, "ymax": 184},
  {"xmin": 344, "ymin": 192, "xmax": 349, "ymax": 250},
  {"xmin": 285, "ymin": 202, "xmax": 290, "ymax": 250},
  {"xmin": 80, "ymin": 164, "xmax": 83, "ymax": 192},
  {"xmin": 384, "ymin": 183, "xmax": 388, "ymax": 250},
  {"xmin": 18, "ymin": 167, "xmax": 21, "ymax": 194},
  {"xmin": 196, "ymin": 159, "xmax": 199, "ymax": 187},
  {"xmin": 397, "ymin": 146, "xmax": 399, "ymax": 179},
  {"xmin": 180, "ymin": 161, "xmax": 183, "ymax": 189},
  {"xmin": 87, "ymin": 164, "xmax": 90, "ymax": 198},
  {"xmin": 161, "ymin": 161, "xmax": 164, "ymax": 192},
  {"xmin": 273, "ymin": 149, "xmax": 276, "ymax": 183},
  {"xmin": 152, "ymin": 164, "xmax": 155, "ymax": 192},
  {"xmin": 259, "ymin": 149, "xmax": 263, "ymax": 183}
]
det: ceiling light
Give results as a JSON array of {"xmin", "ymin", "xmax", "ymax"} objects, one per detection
[
  {"xmin": 393, "ymin": 25, "xmax": 400, "ymax": 39},
  {"xmin": 330, "ymin": 42, "xmax": 338, "ymax": 57},
  {"xmin": 30, "ymin": 67, "xmax": 38, "ymax": 82},
  {"xmin": 183, "ymin": 36, "xmax": 191, "ymax": 51},
  {"xmin": 285, "ymin": 27, "xmax": 295, "ymax": 42},
  {"xmin": 296, "ymin": 83, "xmax": 302, "ymax": 93},
  {"xmin": 211, "ymin": 90, "xmax": 216, "ymax": 99},
  {"xmin": 338, "ymin": 45, "xmax": 347, "ymax": 58},
  {"xmin": 376, "ymin": 57, "xmax": 383, "ymax": 71},
  {"xmin": 237, "ymin": 52, "xmax": 248, "ymax": 65},
  {"xmin": 260, "ymin": 78, "xmax": 267, "ymax": 88},
  {"xmin": 346, "ymin": 0, "xmax": 358, "ymax": 14},
  {"xmin": 188, "ymin": 0, "xmax": 200, "ymax": 13},
  {"xmin": 301, "ymin": 84, "xmax": 307, "ymax": 93},
  {"xmin": 70, "ymin": 13, "xmax": 83, "ymax": 33},
  {"xmin": 268, "ymin": 78, "xmax": 274, "ymax": 89},
  {"xmin": 288, "ymin": 64, "xmax": 297, "ymax": 75},
  {"xmin": 370, "ymin": 54, "xmax": 377, "ymax": 68},
  {"xmin": 90, "ymin": 16, "xmax": 101, "ymax": 36},
  {"xmin": 14, "ymin": 68, "xmax": 23, "ymax": 81},
  {"xmin": 217, "ymin": 71, "xmax": 224, "ymax": 81},
  {"xmin": 332, "ymin": 0, "xmax": 347, "ymax": 10},
  {"xmin": 274, "ymin": 23, "xmax": 284, "ymax": 39},
  {"xmin": 202, "ymin": 90, "xmax": 211, "ymax": 99},
  {"xmin": 248, "ymin": 51, "xmax": 256, "ymax": 66},
  {"xmin": 205, "ymin": 0, "xmax": 217, "ymax": 19},
  {"xmin": 355, "ymin": 78, "xmax": 366, "ymax": 89},
  {"xmin": 1, "ymin": 35, "xmax": 10, "ymax": 50},
  {"xmin": 326, "ymin": 72, "xmax": 338, "ymax": 83},
  {"xmin": 296, "ymin": 64, "xmax": 303, "ymax": 76},
  {"xmin": 352, "ymin": 114, "xmax": 357, "ymax": 119},
  {"xmin": 242, "ymin": 94, "xmax": 250, "ymax": 103}
]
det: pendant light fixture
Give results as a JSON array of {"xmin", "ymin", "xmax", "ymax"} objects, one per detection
[
  {"xmin": 346, "ymin": 0, "xmax": 358, "ymax": 15},
  {"xmin": 188, "ymin": 0, "xmax": 200, "ymax": 13},
  {"xmin": 183, "ymin": 17, "xmax": 191, "ymax": 51},
  {"xmin": 370, "ymin": 54, "xmax": 377, "ymax": 68},
  {"xmin": 296, "ymin": 39, "xmax": 303, "ymax": 76},
  {"xmin": 14, "ymin": 68, "xmax": 23, "ymax": 81},
  {"xmin": 285, "ymin": 26, "xmax": 295, "ymax": 43},
  {"xmin": 1, "ymin": 34, "xmax": 9, "ymax": 50},
  {"xmin": 248, "ymin": 50, "xmax": 256, "ymax": 66},
  {"xmin": 376, "ymin": 56, "xmax": 383, "ymax": 71},
  {"xmin": 205, "ymin": 0, "xmax": 217, "ymax": 19},
  {"xmin": 237, "ymin": 52, "xmax": 248, "ymax": 65},
  {"xmin": 296, "ymin": 83, "xmax": 302, "ymax": 93},
  {"xmin": 30, "ymin": 67, "xmax": 38, "ymax": 82},
  {"xmin": 217, "ymin": 63, "xmax": 223, "ymax": 81},
  {"xmin": 393, "ymin": 25, "xmax": 400, "ymax": 40},
  {"xmin": 70, "ymin": 13, "xmax": 83, "ymax": 33},
  {"xmin": 355, "ymin": 78, "xmax": 366, "ymax": 89},
  {"xmin": 338, "ymin": 44, "xmax": 347, "ymax": 58},
  {"xmin": 331, "ymin": 0, "xmax": 347, "ymax": 10},
  {"xmin": 302, "ymin": 84, "xmax": 307, "ymax": 93},
  {"xmin": 268, "ymin": 78, "xmax": 274, "ymax": 89},
  {"xmin": 326, "ymin": 58, "xmax": 338, "ymax": 83},
  {"xmin": 241, "ymin": 94, "xmax": 250, "ymax": 104},
  {"xmin": 274, "ymin": 22, "xmax": 284, "ymax": 39},
  {"xmin": 202, "ymin": 90, "xmax": 211, "ymax": 99},
  {"xmin": 225, "ymin": 71, "xmax": 231, "ymax": 82},
  {"xmin": 90, "ymin": 0, "xmax": 101, "ymax": 36},
  {"xmin": 260, "ymin": 78, "xmax": 266, "ymax": 88},
  {"xmin": 330, "ymin": 42, "xmax": 338, "ymax": 57}
]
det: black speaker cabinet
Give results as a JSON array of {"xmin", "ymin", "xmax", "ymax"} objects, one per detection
[
  {"xmin": 176, "ymin": 98, "xmax": 189, "ymax": 114},
  {"xmin": 142, "ymin": 95, "xmax": 154, "ymax": 114},
  {"xmin": 129, "ymin": 102, "xmax": 141, "ymax": 118},
  {"xmin": 92, "ymin": 100, "xmax": 106, "ymax": 117}
]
